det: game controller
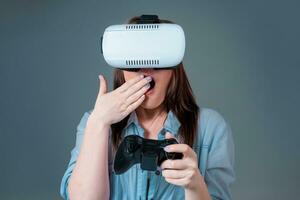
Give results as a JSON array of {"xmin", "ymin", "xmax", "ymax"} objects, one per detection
[{"xmin": 114, "ymin": 135, "xmax": 183, "ymax": 174}]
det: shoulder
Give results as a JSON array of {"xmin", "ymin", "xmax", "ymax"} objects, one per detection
[
  {"xmin": 196, "ymin": 107, "xmax": 233, "ymax": 147},
  {"xmin": 199, "ymin": 107, "xmax": 228, "ymax": 130}
]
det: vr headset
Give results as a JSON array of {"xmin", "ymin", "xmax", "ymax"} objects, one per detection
[{"xmin": 100, "ymin": 15, "xmax": 185, "ymax": 71}]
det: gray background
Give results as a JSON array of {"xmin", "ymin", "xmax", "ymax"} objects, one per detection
[{"xmin": 1, "ymin": 0, "xmax": 299, "ymax": 199}]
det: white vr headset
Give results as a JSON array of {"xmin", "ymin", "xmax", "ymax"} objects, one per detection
[{"xmin": 100, "ymin": 15, "xmax": 185, "ymax": 70}]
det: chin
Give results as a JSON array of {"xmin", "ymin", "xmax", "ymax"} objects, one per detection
[{"xmin": 139, "ymin": 97, "xmax": 164, "ymax": 110}]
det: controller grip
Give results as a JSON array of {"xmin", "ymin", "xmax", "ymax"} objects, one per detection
[{"xmin": 166, "ymin": 152, "xmax": 183, "ymax": 160}]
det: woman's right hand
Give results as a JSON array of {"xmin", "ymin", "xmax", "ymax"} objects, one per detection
[{"xmin": 88, "ymin": 74, "xmax": 152, "ymax": 128}]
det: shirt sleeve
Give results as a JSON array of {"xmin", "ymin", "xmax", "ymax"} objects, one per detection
[
  {"xmin": 59, "ymin": 111, "xmax": 91, "ymax": 199},
  {"xmin": 201, "ymin": 109, "xmax": 235, "ymax": 200}
]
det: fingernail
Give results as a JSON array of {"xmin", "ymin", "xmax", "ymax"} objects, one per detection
[
  {"xmin": 164, "ymin": 146, "xmax": 170, "ymax": 152},
  {"xmin": 145, "ymin": 76, "xmax": 152, "ymax": 82},
  {"xmin": 98, "ymin": 74, "xmax": 102, "ymax": 79},
  {"xmin": 145, "ymin": 83, "xmax": 150, "ymax": 88}
]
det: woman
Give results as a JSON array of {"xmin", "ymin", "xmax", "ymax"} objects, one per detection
[{"xmin": 60, "ymin": 16, "xmax": 235, "ymax": 200}]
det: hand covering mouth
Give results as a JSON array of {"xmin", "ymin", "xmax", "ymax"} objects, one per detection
[{"xmin": 145, "ymin": 76, "xmax": 155, "ymax": 90}]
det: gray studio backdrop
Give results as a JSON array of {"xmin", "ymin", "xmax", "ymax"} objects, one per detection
[{"xmin": 1, "ymin": 0, "xmax": 299, "ymax": 199}]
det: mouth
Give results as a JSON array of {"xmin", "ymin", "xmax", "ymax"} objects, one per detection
[{"xmin": 145, "ymin": 76, "xmax": 155, "ymax": 94}]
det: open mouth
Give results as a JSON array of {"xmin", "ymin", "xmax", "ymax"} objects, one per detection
[
  {"xmin": 149, "ymin": 79, "xmax": 155, "ymax": 90},
  {"xmin": 145, "ymin": 76, "xmax": 155, "ymax": 93}
]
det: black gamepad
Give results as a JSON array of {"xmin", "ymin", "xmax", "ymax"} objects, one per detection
[{"xmin": 114, "ymin": 135, "xmax": 183, "ymax": 174}]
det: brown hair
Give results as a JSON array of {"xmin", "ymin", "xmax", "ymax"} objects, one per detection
[{"xmin": 111, "ymin": 16, "xmax": 200, "ymax": 149}]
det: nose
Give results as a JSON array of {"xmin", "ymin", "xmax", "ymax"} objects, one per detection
[{"xmin": 139, "ymin": 68, "xmax": 154, "ymax": 75}]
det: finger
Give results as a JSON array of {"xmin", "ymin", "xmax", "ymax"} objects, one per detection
[
  {"xmin": 161, "ymin": 159, "xmax": 190, "ymax": 170},
  {"xmin": 123, "ymin": 76, "xmax": 152, "ymax": 98},
  {"xmin": 164, "ymin": 177, "xmax": 189, "ymax": 187},
  {"xmin": 124, "ymin": 83, "xmax": 150, "ymax": 106},
  {"xmin": 122, "ymin": 94, "xmax": 145, "ymax": 116},
  {"xmin": 98, "ymin": 74, "xmax": 107, "ymax": 96},
  {"xmin": 164, "ymin": 144, "xmax": 197, "ymax": 160},
  {"xmin": 164, "ymin": 144, "xmax": 191, "ymax": 155},
  {"xmin": 165, "ymin": 131, "xmax": 175, "ymax": 139},
  {"xmin": 117, "ymin": 74, "xmax": 144, "ymax": 93},
  {"xmin": 162, "ymin": 169, "xmax": 188, "ymax": 179}
]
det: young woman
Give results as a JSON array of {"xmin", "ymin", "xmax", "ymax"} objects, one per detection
[{"xmin": 60, "ymin": 16, "xmax": 235, "ymax": 200}]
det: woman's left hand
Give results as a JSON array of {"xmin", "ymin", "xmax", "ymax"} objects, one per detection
[{"xmin": 161, "ymin": 132, "xmax": 203, "ymax": 190}]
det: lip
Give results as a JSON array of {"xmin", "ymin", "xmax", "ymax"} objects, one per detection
[{"xmin": 145, "ymin": 87, "xmax": 154, "ymax": 95}]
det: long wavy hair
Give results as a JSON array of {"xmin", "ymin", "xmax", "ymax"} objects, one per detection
[{"xmin": 111, "ymin": 16, "xmax": 200, "ymax": 149}]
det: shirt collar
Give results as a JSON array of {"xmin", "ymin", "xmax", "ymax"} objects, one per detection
[
  {"xmin": 125, "ymin": 110, "xmax": 139, "ymax": 129},
  {"xmin": 163, "ymin": 110, "xmax": 181, "ymax": 136},
  {"xmin": 124, "ymin": 110, "xmax": 181, "ymax": 136}
]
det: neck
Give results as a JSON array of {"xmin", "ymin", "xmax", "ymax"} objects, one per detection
[{"xmin": 136, "ymin": 104, "xmax": 168, "ymax": 139}]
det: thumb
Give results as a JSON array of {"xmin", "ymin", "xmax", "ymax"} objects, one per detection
[
  {"xmin": 98, "ymin": 74, "xmax": 108, "ymax": 95},
  {"xmin": 165, "ymin": 131, "xmax": 175, "ymax": 139}
]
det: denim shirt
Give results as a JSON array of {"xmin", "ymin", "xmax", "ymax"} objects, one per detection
[{"xmin": 60, "ymin": 107, "xmax": 235, "ymax": 200}]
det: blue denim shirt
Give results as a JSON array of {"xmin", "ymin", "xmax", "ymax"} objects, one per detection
[{"xmin": 60, "ymin": 107, "xmax": 235, "ymax": 200}]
